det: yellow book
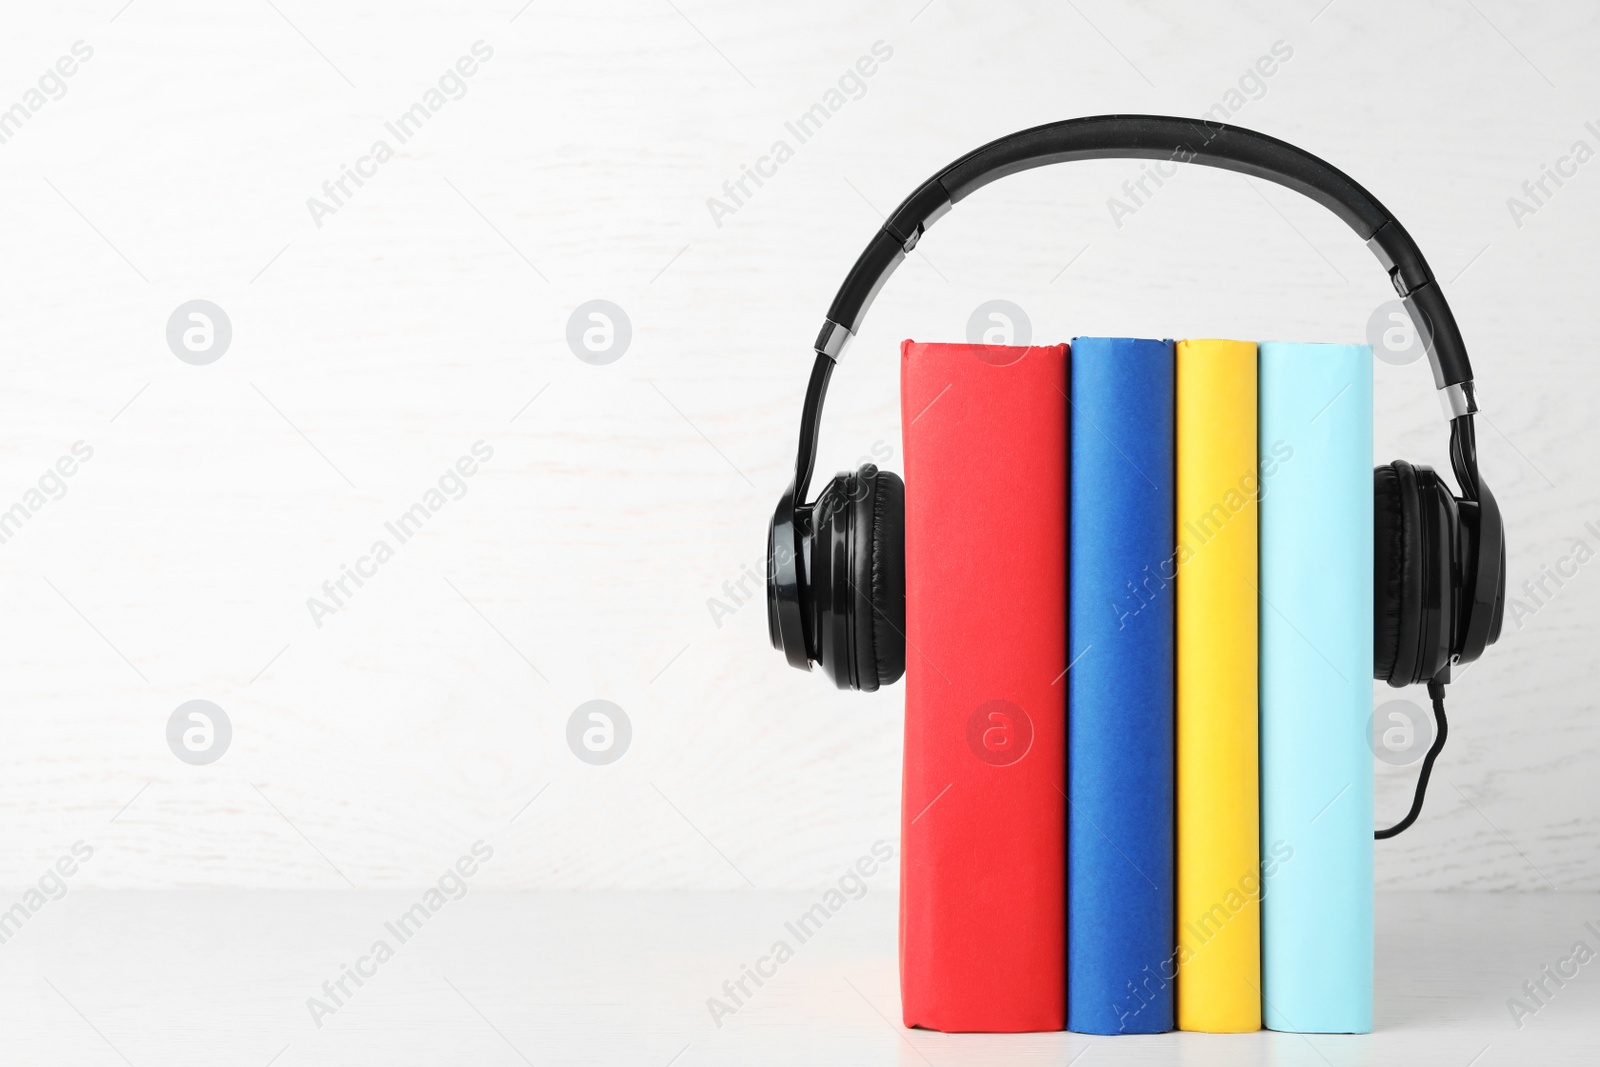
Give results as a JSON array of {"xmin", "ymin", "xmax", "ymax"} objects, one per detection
[{"xmin": 1174, "ymin": 338, "xmax": 1261, "ymax": 1032}]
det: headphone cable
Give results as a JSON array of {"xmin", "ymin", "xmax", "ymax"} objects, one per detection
[{"xmin": 1375, "ymin": 678, "xmax": 1448, "ymax": 840}]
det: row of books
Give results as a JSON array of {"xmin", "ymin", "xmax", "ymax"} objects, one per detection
[{"xmin": 898, "ymin": 338, "xmax": 1373, "ymax": 1035}]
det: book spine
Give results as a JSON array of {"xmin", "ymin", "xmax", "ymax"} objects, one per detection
[
  {"xmin": 899, "ymin": 340, "xmax": 1067, "ymax": 1033},
  {"xmin": 1259, "ymin": 341, "xmax": 1374, "ymax": 1033},
  {"xmin": 1067, "ymin": 337, "xmax": 1175, "ymax": 1035},
  {"xmin": 1174, "ymin": 338, "xmax": 1261, "ymax": 1032}
]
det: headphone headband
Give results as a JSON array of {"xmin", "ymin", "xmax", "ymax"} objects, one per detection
[
  {"xmin": 812, "ymin": 115, "xmax": 1474, "ymax": 402},
  {"xmin": 776, "ymin": 115, "xmax": 1491, "ymax": 669}
]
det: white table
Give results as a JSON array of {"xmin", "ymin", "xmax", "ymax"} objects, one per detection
[{"xmin": 2, "ymin": 889, "xmax": 1594, "ymax": 1064}]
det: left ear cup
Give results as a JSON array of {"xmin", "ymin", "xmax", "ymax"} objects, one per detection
[
  {"xmin": 864, "ymin": 467, "xmax": 905, "ymax": 689},
  {"xmin": 802, "ymin": 464, "xmax": 905, "ymax": 691}
]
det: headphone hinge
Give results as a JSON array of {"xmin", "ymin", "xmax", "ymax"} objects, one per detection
[
  {"xmin": 1367, "ymin": 223, "xmax": 1432, "ymax": 299},
  {"xmin": 1389, "ymin": 267, "xmax": 1413, "ymax": 298},
  {"xmin": 885, "ymin": 181, "xmax": 952, "ymax": 249}
]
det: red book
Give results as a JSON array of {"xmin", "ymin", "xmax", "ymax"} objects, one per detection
[{"xmin": 898, "ymin": 340, "xmax": 1067, "ymax": 1032}]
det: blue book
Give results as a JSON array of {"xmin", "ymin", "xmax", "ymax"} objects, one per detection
[
  {"xmin": 1068, "ymin": 337, "xmax": 1175, "ymax": 1035},
  {"xmin": 1258, "ymin": 340, "xmax": 1374, "ymax": 1033}
]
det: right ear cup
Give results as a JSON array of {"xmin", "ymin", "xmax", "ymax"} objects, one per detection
[
  {"xmin": 1373, "ymin": 464, "xmax": 1406, "ymax": 683},
  {"xmin": 1373, "ymin": 460, "xmax": 1455, "ymax": 686}
]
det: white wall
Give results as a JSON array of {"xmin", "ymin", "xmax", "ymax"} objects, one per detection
[{"xmin": 1, "ymin": 0, "xmax": 1594, "ymax": 892}]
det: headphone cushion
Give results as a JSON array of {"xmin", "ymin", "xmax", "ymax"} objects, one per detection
[
  {"xmin": 846, "ymin": 469, "xmax": 877, "ymax": 691},
  {"xmin": 1373, "ymin": 464, "xmax": 1406, "ymax": 682},
  {"xmin": 844, "ymin": 465, "xmax": 906, "ymax": 692},
  {"xmin": 868, "ymin": 468, "xmax": 906, "ymax": 688}
]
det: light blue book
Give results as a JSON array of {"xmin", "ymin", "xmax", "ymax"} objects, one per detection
[{"xmin": 1258, "ymin": 340, "xmax": 1374, "ymax": 1033}]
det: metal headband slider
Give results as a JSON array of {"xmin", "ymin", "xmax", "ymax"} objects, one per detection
[
  {"xmin": 1440, "ymin": 380, "xmax": 1478, "ymax": 419},
  {"xmin": 815, "ymin": 320, "xmax": 853, "ymax": 362}
]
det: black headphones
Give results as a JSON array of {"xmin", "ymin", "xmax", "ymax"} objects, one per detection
[{"xmin": 765, "ymin": 116, "xmax": 1505, "ymax": 836}]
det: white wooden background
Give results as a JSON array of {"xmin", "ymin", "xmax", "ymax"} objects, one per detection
[{"xmin": 0, "ymin": 0, "xmax": 1595, "ymax": 894}]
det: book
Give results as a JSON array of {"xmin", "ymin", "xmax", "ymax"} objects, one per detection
[
  {"xmin": 1066, "ymin": 337, "xmax": 1176, "ymax": 1035},
  {"xmin": 1258, "ymin": 341, "xmax": 1375, "ymax": 1033},
  {"xmin": 899, "ymin": 340, "xmax": 1068, "ymax": 1033},
  {"xmin": 1174, "ymin": 338, "xmax": 1261, "ymax": 1033}
]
